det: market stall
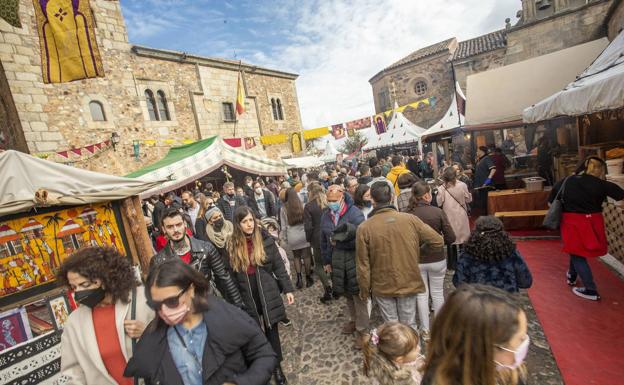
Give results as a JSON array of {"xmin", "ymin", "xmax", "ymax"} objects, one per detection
[
  {"xmin": 0, "ymin": 150, "xmax": 162, "ymax": 384},
  {"xmin": 126, "ymin": 136, "xmax": 288, "ymax": 197},
  {"xmin": 363, "ymin": 109, "xmax": 425, "ymax": 152},
  {"xmin": 282, "ymin": 155, "xmax": 325, "ymax": 169},
  {"xmin": 524, "ymin": 30, "xmax": 624, "ymax": 262},
  {"xmin": 487, "ymin": 188, "xmax": 550, "ymax": 229}
]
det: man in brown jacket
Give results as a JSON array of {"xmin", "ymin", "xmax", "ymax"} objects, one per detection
[{"xmin": 356, "ymin": 181, "xmax": 444, "ymax": 331}]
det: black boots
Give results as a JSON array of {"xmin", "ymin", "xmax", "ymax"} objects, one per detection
[
  {"xmin": 274, "ymin": 364, "xmax": 287, "ymax": 385},
  {"xmin": 320, "ymin": 286, "xmax": 333, "ymax": 304},
  {"xmin": 306, "ymin": 273, "xmax": 314, "ymax": 288},
  {"xmin": 447, "ymin": 244, "xmax": 458, "ymax": 271},
  {"xmin": 295, "ymin": 273, "xmax": 303, "ymax": 289}
]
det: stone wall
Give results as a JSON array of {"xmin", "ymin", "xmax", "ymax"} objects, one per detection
[
  {"xmin": 453, "ymin": 48, "xmax": 506, "ymax": 92},
  {"xmin": 370, "ymin": 53, "xmax": 455, "ymax": 130},
  {"xmin": 0, "ymin": 0, "xmax": 302, "ymax": 175},
  {"xmin": 505, "ymin": 1, "xmax": 612, "ymax": 65},
  {"xmin": 607, "ymin": 0, "xmax": 624, "ymax": 40}
]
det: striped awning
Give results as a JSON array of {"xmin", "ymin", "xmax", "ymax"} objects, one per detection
[{"xmin": 128, "ymin": 137, "xmax": 287, "ymax": 197}]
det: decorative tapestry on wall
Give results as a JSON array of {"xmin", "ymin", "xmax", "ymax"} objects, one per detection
[
  {"xmin": 32, "ymin": 0, "xmax": 104, "ymax": 83},
  {"xmin": 0, "ymin": 202, "xmax": 125, "ymax": 298}
]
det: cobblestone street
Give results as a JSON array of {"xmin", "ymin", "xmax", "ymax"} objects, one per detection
[{"xmin": 279, "ymin": 270, "xmax": 564, "ymax": 385}]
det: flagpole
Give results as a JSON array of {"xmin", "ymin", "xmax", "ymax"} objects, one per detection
[{"xmin": 233, "ymin": 60, "xmax": 243, "ymax": 138}]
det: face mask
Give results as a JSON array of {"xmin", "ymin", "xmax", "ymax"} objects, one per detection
[
  {"xmin": 158, "ymin": 302, "xmax": 190, "ymax": 326},
  {"xmin": 269, "ymin": 229, "xmax": 279, "ymax": 238},
  {"xmin": 495, "ymin": 335, "xmax": 530, "ymax": 370},
  {"xmin": 328, "ymin": 201, "xmax": 341, "ymax": 212},
  {"xmin": 227, "ymin": 192, "xmax": 235, "ymax": 198},
  {"xmin": 213, "ymin": 218, "xmax": 225, "ymax": 231},
  {"xmin": 255, "ymin": 188, "xmax": 263, "ymax": 195},
  {"xmin": 74, "ymin": 287, "xmax": 106, "ymax": 308}
]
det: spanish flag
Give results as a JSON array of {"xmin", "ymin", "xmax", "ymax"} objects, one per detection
[{"xmin": 236, "ymin": 72, "xmax": 245, "ymax": 115}]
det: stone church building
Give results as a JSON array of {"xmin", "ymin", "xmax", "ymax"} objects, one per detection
[
  {"xmin": 370, "ymin": 0, "xmax": 616, "ymax": 132},
  {"xmin": 0, "ymin": 0, "xmax": 304, "ymax": 175}
]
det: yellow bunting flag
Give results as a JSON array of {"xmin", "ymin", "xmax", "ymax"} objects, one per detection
[
  {"xmin": 144, "ymin": 140, "xmax": 157, "ymax": 146},
  {"xmin": 164, "ymin": 139, "xmax": 175, "ymax": 145},
  {"xmin": 303, "ymin": 127, "xmax": 329, "ymax": 140},
  {"xmin": 236, "ymin": 71, "xmax": 245, "ymax": 115},
  {"xmin": 182, "ymin": 139, "xmax": 195, "ymax": 144},
  {"xmin": 260, "ymin": 134, "xmax": 289, "ymax": 145}
]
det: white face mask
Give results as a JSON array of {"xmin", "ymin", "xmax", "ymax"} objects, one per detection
[
  {"xmin": 495, "ymin": 335, "xmax": 530, "ymax": 370},
  {"xmin": 255, "ymin": 188, "xmax": 263, "ymax": 195}
]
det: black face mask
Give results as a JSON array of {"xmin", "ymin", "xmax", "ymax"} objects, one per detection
[
  {"xmin": 213, "ymin": 218, "xmax": 225, "ymax": 231},
  {"xmin": 226, "ymin": 193, "xmax": 235, "ymax": 198},
  {"xmin": 74, "ymin": 287, "xmax": 106, "ymax": 308}
]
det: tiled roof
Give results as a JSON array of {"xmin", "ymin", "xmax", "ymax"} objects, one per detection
[
  {"xmin": 452, "ymin": 29, "xmax": 507, "ymax": 61},
  {"xmin": 384, "ymin": 38, "xmax": 456, "ymax": 71}
]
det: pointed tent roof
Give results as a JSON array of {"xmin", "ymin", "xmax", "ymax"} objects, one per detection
[
  {"xmin": 363, "ymin": 107, "xmax": 425, "ymax": 151},
  {"xmin": 56, "ymin": 219, "xmax": 85, "ymax": 238},
  {"xmin": 0, "ymin": 150, "xmax": 164, "ymax": 217},
  {"xmin": 126, "ymin": 136, "xmax": 287, "ymax": 197},
  {"xmin": 421, "ymin": 82, "xmax": 465, "ymax": 140},
  {"xmin": 20, "ymin": 218, "xmax": 44, "ymax": 233}
]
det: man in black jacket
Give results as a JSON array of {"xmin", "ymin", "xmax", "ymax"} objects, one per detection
[
  {"xmin": 217, "ymin": 182, "xmax": 249, "ymax": 222},
  {"xmin": 248, "ymin": 180, "xmax": 276, "ymax": 219},
  {"xmin": 150, "ymin": 208, "xmax": 243, "ymax": 307}
]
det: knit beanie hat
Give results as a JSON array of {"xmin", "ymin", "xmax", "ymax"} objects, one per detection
[{"xmin": 204, "ymin": 206, "xmax": 222, "ymax": 221}]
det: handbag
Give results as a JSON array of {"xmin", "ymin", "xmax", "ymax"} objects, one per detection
[{"xmin": 543, "ymin": 177, "xmax": 569, "ymax": 230}]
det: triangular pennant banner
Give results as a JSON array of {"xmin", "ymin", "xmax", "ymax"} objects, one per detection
[
  {"xmin": 95, "ymin": 143, "xmax": 102, "ymax": 150},
  {"xmin": 85, "ymin": 144, "xmax": 95, "ymax": 154},
  {"xmin": 71, "ymin": 148, "xmax": 82, "ymax": 156},
  {"xmin": 104, "ymin": 140, "xmax": 111, "ymax": 146},
  {"xmin": 57, "ymin": 151, "xmax": 68, "ymax": 158}
]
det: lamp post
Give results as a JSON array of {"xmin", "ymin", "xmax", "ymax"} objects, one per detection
[{"xmin": 111, "ymin": 132, "xmax": 120, "ymax": 151}]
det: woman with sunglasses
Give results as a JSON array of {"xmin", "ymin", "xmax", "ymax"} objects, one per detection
[
  {"xmin": 227, "ymin": 206, "xmax": 295, "ymax": 385},
  {"xmin": 422, "ymin": 284, "xmax": 529, "ymax": 385},
  {"xmin": 125, "ymin": 259, "xmax": 277, "ymax": 385},
  {"xmin": 58, "ymin": 247, "xmax": 154, "ymax": 385}
]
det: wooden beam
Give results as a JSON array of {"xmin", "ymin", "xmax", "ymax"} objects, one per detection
[{"xmin": 120, "ymin": 196, "xmax": 154, "ymax": 273}]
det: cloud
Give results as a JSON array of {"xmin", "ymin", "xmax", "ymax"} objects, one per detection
[{"xmin": 243, "ymin": 0, "xmax": 519, "ymax": 128}]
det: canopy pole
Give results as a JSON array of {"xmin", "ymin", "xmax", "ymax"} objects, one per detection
[{"xmin": 121, "ymin": 196, "xmax": 153, "ymax": 274}]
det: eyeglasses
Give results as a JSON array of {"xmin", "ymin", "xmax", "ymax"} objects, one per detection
[{"xmin": 147, "ymin": 285, "xmax": 189, "ymax": 310}]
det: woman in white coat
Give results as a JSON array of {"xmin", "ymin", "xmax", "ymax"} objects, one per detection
[
  {"xmin": 436, "ymin": 167, "xmax": 472, "ymax": 269},
  {"xmin": 58, "ymin": 246, "xmax": 154, "ymax": 385}
]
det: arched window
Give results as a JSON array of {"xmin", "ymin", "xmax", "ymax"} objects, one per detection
[
  {"xmin": 89, "ymin": 100, "xmax": 106, "ymax": 121},
  {"xmin": 271, "ymin": 98, "xmax": 278, "ymax": 120},
  {"xmin": 156, "ymin": 90, "xmax": 170, "ymax": 121},
  {"xmin": 414, "ymin": 80, "xmax": 428, "ymax": 96},
  {"xmin": 145, "ymin": 89, "xmax": 158, "ymax": 121},
  {"xmin": 276, "ymin": 98, "xmax": 284, "ymax": 120}
]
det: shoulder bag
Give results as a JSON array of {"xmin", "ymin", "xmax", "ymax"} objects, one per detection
[{"xmin": 543, "ymin": 177, "xmax": 569, "ymax": 230}]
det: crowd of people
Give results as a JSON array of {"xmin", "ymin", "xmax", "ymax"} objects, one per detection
[{"xmin": 55, "ymin": 149, "xmax": 624, "ymax": 385}]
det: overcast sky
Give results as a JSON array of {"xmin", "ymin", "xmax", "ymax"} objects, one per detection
[{"xmin": 120, "ymin": 0, "xmax": 520, "ymax": 129}]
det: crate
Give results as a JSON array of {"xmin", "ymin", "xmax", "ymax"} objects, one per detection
[{"xmin": 522, "ymin": 177, "xmax": 545, "ymax": 192}]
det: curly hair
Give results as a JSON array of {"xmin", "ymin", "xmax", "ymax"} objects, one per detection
[
  {"xmin": 57, "ymin": 247, "xmax": 139, "ymax": 304},
  {"xmin": 463, "ymin": 216, "xmax": 516, "ymax": 262}
]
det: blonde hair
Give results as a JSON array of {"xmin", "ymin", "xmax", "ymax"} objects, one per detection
[
  {"xmin": 308, "ymin": 181, "xmax": 327, "ymax": 209},
  {"xmin": 362, "ymin": 322, "xmax": 420, "ymax": 377},
  {"xmin": 227, "ymin": 206, "xmax": 266, "ymax": 272}
]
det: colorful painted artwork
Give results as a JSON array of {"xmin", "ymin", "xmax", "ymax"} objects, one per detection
[
  {"xmin": 345, "ymin": 117, "xmax": 372, "ymax": 130},
  {"xmin": 32, "ymin": 0, "xmax": 104, "ymax": 83},
  {"xmin": 46, "ymin": 294, "xmax": 70, "ymax": 330},
  {"xmin": 332, "ymin": 124, "xmax": 345, "ymax": 140},
  {"xmin": 374, "ymin": 114, "xmax": 387, "ymax": 135},
  {"xmin": 0, "ymin": 307, "xmax": 32, "ymax": 352},
  {"xmin": 0, "ymin": 203, "xmax": 125, "ymax": 298}
]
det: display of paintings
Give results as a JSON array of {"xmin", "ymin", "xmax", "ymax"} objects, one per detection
[
  {"xmin": 345, "ymin": 117, "xmax": 372, "ymax": 130},
  {"xmin": 0, "ymin": 307, "xmax": 32, "ymax": 352},
  {"xmin": 291, "ymin": 133, "xmax": 302, "ymax": 154},
  {"xmin": 0, "ymin": 202, "xmax": 126, "ymax": 298},
  {"xmin": 46, "ymin": 294, "xmax": 71, "ymax": 331}
]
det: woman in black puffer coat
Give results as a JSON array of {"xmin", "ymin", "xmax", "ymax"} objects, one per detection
[{"xmin": 226, "ymin": 206, "xmax": 294, "ymax": 385}]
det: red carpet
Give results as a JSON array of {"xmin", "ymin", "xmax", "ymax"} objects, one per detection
[{"xmin": 517, "ymin": 240, "xmax": 624, "ymax": 385}]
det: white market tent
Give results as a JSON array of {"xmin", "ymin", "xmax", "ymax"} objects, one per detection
[
  {"xmin": 421, "ymin": 82, "xmax": 465, "ymax": 139},
  {"xmin": 0, "ymin": 150, "xmax": 162, "ymax": 216},
  {"xmin": 126, "ymin": 136, "xmax": 287, "ymax": 197},
  {"xmin": 283, "ymin": 156, "xmax": 324, "ymax": 169},
  {"xmin": 363, "ymin": 109, "xmax": 425, "ymax": 151},
  {"xmin": 523, "ymin": 31, "xmax": 624, "ymax": 123},
  {"xmin": 466, "ymin": 38, "xmax": 608, "ymax": 126}
]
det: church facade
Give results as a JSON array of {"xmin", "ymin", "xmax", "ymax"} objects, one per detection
[
  {"xmin": 0, "ymin": 0, "xmax": 304, "ymax": 175},
  {"xmin": 369, "ymin": 0, "xmax": 615, "ymax": 132}
]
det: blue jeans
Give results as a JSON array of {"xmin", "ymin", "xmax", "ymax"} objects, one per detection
[{"xmin": 569, "ymin": 255, "xmax": 597, "ymax": 292}]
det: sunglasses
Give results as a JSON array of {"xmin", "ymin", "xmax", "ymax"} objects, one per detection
[{"xmin": 147, "ymin": 285, "xmax": 189, "ymax": 310}]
